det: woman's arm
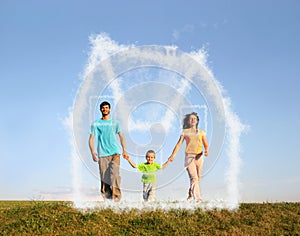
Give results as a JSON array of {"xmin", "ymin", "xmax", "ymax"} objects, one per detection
[
  {"xmin": 162, "ymin": 159, "xmax": 171, "ymax": 169},
  {"xmin": 202, "ymin": 134, "xmax": 209, "ymax": 156},
  {"xmin": 168, "ymin": 135, "xmax": 184, "ymax": 161}
]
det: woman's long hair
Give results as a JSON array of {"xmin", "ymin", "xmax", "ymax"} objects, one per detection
[{"xmin": 182, "ymin": 112, "xmax": 199, "ymax": 129}]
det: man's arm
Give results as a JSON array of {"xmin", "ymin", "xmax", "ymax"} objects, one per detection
[
  {"xmin": 118, "ymin": 132, "xmax": 127, "ymax": 158},
  {"xmin": 89, "ymin": 134, "xmax": 99, "ymax": 162}
]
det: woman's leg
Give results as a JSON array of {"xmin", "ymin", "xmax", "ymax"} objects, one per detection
[
  {"xmin": 195, "ymin": 156, "xmax": 204, "ymax": 201},
  {"xmin": 186, "ymin": 155, "xmax": 200, "ymax": 200}
]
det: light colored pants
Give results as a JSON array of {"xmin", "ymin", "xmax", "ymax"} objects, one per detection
[
  {"xmin": 143, "ymin": 183, "xmax": 156, "ymax": 201},
  {"xmin": 185, "ymin": 153, "xmax": 204, "ymax": 201},
  {"xmin": 98, "ymin": 154, "xmax": 121, "ymax": 201}
]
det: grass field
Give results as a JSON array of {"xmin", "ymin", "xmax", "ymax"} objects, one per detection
[{"xmin": 0, "ymin": 201, "xmax": 299, "ymax": 235}]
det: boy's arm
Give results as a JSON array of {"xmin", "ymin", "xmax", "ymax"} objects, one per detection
[{"xmin": 126, "ymin": 156, "xmax": 137, "ymax": 168}]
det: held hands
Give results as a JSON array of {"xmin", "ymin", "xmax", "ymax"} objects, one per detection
[{"xmin": 123, "ymin": 153, "xmax": 129, "ymax": 160}]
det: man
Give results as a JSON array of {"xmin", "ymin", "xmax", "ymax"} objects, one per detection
[{"xmin": 89, "ymin": 101, "xmax": 127, "ymax": 201}]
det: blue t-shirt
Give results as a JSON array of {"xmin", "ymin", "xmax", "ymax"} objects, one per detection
[{"xmin": 90, "ymin": 119, "xmax": 121, "ymax": 157}]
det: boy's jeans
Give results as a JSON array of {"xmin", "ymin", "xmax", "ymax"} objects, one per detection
[{"xmin": 143, "ymin": 182, "xmax": 156, "ymax": 201}]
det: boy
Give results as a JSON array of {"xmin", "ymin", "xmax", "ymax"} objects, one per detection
[{"xmin": 124, "ymin": 150, "xmax": 170, "ymax": 201}]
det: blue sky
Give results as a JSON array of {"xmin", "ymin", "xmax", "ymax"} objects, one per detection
[{"xmin": 0, "ymin": 0, "xmax": 299, "ymax": 202}]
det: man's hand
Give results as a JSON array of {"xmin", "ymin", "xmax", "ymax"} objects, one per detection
[
  {"xmin": 123, "ymin": 153, "xmax": 129, "ymax": 160},
  {"xmin": 92, "ymin": 152, "xmax": 99, "ymax": 162}
]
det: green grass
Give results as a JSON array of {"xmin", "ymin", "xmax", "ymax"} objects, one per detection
[{"xmin": 0, "ymin": 201, "xmax": 299, "ymax": 235}]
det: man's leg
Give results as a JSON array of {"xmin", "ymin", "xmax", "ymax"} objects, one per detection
[
  {"xmin": 110, "ymin": 154, "xmax": 121, "ymax": 201},
  {"xmin": 99, "ymin": 157, "xmax": 112, "ymax": 200}
]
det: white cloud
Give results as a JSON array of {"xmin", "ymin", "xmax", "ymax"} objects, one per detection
[{"xmin": 172, "ymin": 24, "xmax": 195, "ymax": 41}]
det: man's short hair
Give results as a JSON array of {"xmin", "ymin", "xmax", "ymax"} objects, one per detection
[{"xmin": 100, "ymin": 101, "xmax": 111, "ymax": 109}]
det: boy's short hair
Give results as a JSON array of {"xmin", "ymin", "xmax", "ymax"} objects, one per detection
[
  {"xmin": 100, "ymin": 101, "xmax": 111, "ymax": 109},
  {"xmin": 146, "ymin": 150, "xmax": 156, "ymax": 157}
]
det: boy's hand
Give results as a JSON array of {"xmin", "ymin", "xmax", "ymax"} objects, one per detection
[{"xmin": 123, "ymin": 154, "xmax": 129, "ymax": 160}]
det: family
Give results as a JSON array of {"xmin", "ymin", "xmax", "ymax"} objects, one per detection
[{"xmin": 89, "ymin": 101, "xmax": 209, "ymax": 202}]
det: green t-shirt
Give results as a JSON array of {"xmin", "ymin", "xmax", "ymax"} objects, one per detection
[{"xmin": 137, "ymin": 162, "xmax": 162, "ymax": 184}]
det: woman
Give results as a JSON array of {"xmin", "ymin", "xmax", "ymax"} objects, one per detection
[{"xmin": 168, "ymin": 112, "xmax": 209, "ymax": 201}]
